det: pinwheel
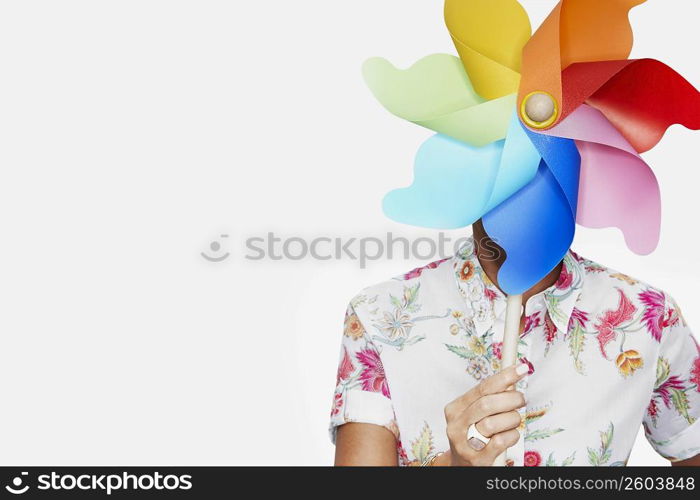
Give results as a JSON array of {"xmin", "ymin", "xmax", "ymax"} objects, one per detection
[{"xmin": 362, "ymin": 0, "xmax": 700, "ymax": 465}]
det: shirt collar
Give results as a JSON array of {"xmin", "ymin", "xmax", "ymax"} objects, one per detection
[
  {"xmin": 543, "ymin": 251, "xmax": 585, "ymax": 333},
  {"xmin": 452, "ymin": 238, "xmax": 584, "ymax": 336}
]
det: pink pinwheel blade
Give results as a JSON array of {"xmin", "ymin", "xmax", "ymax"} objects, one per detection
[
  {"xmin": 576, "ymin": 140, "xmax": 660, "ymax": 255},
  {"xmin": 540, "ymin": 105, "xmax": 662, "ymax": 255},
  {"xmin": 541, "ymin": 105, "xmax": 636, "ymax": 155}
]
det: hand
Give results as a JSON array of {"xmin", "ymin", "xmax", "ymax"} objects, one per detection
[{"xmin": 442, "ymin": 364, "xmax": 528, "ymax": 466}]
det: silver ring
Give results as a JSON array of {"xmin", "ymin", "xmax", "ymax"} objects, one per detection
[{"xmin": 467, "ymin": 423, "xmax": 490, "ymax": 451}]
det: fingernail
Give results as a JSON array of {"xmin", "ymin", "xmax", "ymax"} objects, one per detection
[{"xmin": 516, "ymin": 364, "xmax": 529, "ymax": 376}]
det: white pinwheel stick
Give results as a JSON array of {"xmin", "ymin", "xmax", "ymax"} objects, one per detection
[{"xmin": 493, "ymin": 293, "xmax": 523, "ymax": 467}]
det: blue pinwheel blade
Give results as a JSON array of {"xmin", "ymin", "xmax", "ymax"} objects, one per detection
[
  {"xmin": 483, "ymin": 135, "xmax": 581, "ymax": 295},
  {"xmin": 525, "ymin": 130, "xmax": 580, "ymax": 218}
]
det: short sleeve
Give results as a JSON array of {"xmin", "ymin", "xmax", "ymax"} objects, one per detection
[
  {"xmin": 643, "ymin": 296, "xmax": 700, "ymax": 461},
  {"xmin": 329, "ymin": 303, "xmax": 397, "ymax": 444}
]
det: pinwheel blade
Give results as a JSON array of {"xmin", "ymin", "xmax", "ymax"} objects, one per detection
[
  {"xmin": 363, "ymin": 54, "xmax": 516, "ymax": 146},
  {"xmin": 382, "ymin": 134, "xmax": 503, "ymax": 229},
  {"xmin": 483, "ymin": 136, "xmax": 580, "ymax": 295},
  {"xmin": 518, "ymin": 0, "xmax": 646, "ymax": 128},
  {"xmin": 484, "ymin": 114, "xmax": 541, "ymax": 212},
  {"xmin": 581, "ymin": 60, "xmax": 700, "ymax": 153},
  {"xmin": 445, "ymin": 0, "xmax": 531, "ymax": 99},
  {"xmin": 539, "ymin": 104, "xmax": 637, "ymax": 154},
  {"xmin": 576, "ymin": 141, "xmax": 660, "ymax": 255},
  {"xmin": 363, "ymin": 54, "xmax": 485, "ymax": 121},
  {"xmin": 382, "ymin": 114, "xmax": 540, "ymax": 229},
  {"xmin": 540, "ymin": 105, "xmax": 664, "ymax": 254}
]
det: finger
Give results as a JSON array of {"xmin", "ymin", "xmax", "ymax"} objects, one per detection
[
  {"xmin": 475, "ymin": 411, "xmax": 522, "ymax": 438},
  {"xmin": 466, "ymin": 391, "xmax": 526, "ymax": 423},
  {"xmin": 478, "ymin": 363, "xmax": 529, "ymax": 398},
  {"xmin": 478, "ymin": 428, "xmax": 521, "ymax": 466},
  {"xmin": 446, "ymin": 364, "xmax": 528, "ymax": 416},
  {"xmin": 448, "ymin": 392, "xmax": 524, "ymax": 442}
]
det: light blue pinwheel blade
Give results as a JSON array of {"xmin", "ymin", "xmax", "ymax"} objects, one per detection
[
  {"xmin": 484, "ymin": 113, "xmax": 541, "ymax": 213},
  {"xmin": 483, "ymin": 136, "xmax": 581, "ymax": 295},
  {"xmin": 382, "ymin": 114, "xmax": 541, "ymax": 230},
  {"xmin": 382, "ymin": 134, "xmax": 503, "ymax": 229}
]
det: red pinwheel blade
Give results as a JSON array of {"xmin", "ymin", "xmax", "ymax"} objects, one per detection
[{"xmin": 580, "ymin": 60, "xmax": 700, "ymax": 153}]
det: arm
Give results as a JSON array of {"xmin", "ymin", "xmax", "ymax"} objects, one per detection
[
  {"xmin": 334, "ymin": 423, "xmax": 398, "ymax": 466},
  {"xmin": 672, "ymin": 455, "xmax": 700, "ymax": 466},
  {"xmin": 642, "ymin": 295, "xmax": 700, "ymax": 465},
  {"xmin": 334, "ymin": 365, "xmax": 527, "ymax": 466}
]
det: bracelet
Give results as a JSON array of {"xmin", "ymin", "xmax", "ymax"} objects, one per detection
[{"xmin": 420, "ymin": 451, "xmax": 445, "ymax": 467}]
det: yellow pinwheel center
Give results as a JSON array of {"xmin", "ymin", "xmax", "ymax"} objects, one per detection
[{"xmin": 520, "ymin": 91, "xmax": 559, "ymax": 129}]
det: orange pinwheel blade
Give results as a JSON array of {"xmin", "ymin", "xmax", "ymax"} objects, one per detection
[
  {"xmin": 559, "ymin": 0, "xmax": 645, "ymax": 68},
  {"xmin": 519, "ymin": 0, "xmax": 645, "ymax": 127}
]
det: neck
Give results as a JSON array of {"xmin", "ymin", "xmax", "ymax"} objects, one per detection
[{"xmin": 472, "ymin": 220, "xmax": 562, "ymax": 304}]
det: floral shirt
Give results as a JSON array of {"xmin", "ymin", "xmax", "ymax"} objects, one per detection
[{"xmin": 330, "ymin": 239, "xmax": 700, "ymax": 466}]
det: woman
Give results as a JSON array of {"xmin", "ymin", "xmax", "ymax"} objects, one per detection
[{"xmin": 331, "ymin": 221, "xmax": 700, "ymax": 466}]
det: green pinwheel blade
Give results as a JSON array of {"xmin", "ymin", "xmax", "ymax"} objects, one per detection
[{"xmin": 363, "ymin": 54, "xmax": 515, "ymax": 146}]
